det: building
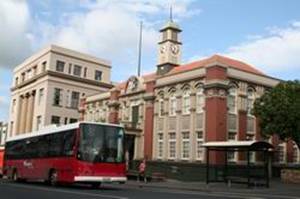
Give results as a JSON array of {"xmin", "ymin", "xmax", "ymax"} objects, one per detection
[
  {"xmin": 8, "ymin": 45, "xmax": 113, "ymax": 138},
  {"xmin": 0, "ymin": 122, "xmax": 7, "ymax": 147},
  {"xmin": 80, "ymin": 18, "xmax": 299, "ymax": 180}
]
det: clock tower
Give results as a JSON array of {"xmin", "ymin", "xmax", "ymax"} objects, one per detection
[{"xmin": 157, "ymin": 15, "xmax": 182, "ymax": 75}]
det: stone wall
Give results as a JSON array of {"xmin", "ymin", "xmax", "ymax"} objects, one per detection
[{"xmin": 281, "ymin": 169, "xmax": 300, "ymax": 184}]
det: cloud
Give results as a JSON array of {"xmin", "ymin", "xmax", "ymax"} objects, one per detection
[
  {"xmin": 0, "ymin": 0, "xmax": 32, "ymax": 68},
  {"xmin": 28, "ymin": 0, "xmax": 199, "ymax": 80},
  {"xmin": 225, "ymin": 22, "xmax": 300, "ymax": 75}
]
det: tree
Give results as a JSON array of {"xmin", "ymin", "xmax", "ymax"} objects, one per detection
[{"xmin": 253, "ymin": 80, "xmax": 300, "ymax": 149}]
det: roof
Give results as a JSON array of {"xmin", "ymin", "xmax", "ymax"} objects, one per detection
[
  {"xmin": 202, "ymin": 141, "xmax": 273, "ymax": 150},
  {"xmin": 111, "ymin": 54, "xmax": 268, "ymax": 92},
  {"xmin": 169, "ymin": 54, "xmax": 265, "ymax": 76},
  {"xmin": 160, "ymin": 21, "xmax": 181, "ymax": 32},
  {"xmin": 6, "ymin": 121, "xmax": 124, "ymax": 142}
]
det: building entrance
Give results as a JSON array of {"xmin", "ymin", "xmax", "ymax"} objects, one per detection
[{"xmin": 125, "ymin": 134, "xmax": 135, "ymax": 170}]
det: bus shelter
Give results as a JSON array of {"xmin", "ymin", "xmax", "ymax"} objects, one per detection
[{"xmin": 202, "ymin": 141, "xmax": 273, "ymax": 188}]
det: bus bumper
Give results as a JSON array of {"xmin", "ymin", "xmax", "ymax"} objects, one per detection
[{"xmin": 74, "ymin": 176, "xmax": 127, "ymax": 183}]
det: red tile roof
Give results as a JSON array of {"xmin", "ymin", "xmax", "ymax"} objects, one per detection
[
  {"xmin": 115, "ymin": 54, "xmax": 265, "ymax": 90},
  {"xmin": 170, "ymin": 54, "xmax": 265, "ymax": 76}
]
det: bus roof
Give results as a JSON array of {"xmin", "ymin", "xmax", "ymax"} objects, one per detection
[{"xmin": 6, "ymin": 121, "xmax": 124, "ymax": 143}]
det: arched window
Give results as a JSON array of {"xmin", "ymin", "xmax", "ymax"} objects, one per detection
[
  {"xmin": 158, "ymin": 94, "xmax": 164, "ymax": 117},
  {"xmin": 182, "ymin": 89, "xmax": 191, "ymax": 115},
  {"xmin": 247, "ymin": 88, "xmax": 255, "ymax": 115},
  {"xmin": 196, "ymin": 86, "xmax": 204, "ymax": 113},
  {"xmin": 227, "ymin": 86, "xmax": 237, "ymax": 114},
  {"xmin": 169, "ymin": 92, "xmax": 177, "ymax": 116}
]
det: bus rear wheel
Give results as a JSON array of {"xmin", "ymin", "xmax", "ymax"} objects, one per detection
[
  {"xmin": 49, "ymin": 170, "xmax": 58, "ymax": 186},
  {"xmin": 91, "ymin": 182, "xmax": 101, "ymax": 189}
]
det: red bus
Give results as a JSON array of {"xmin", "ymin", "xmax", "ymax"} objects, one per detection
[
  {"xmin": 0, "ymin": 147, "xmax": 4, "ymax": 178},
  {"xmin": 4, "ymin": 122, "xmax": 126, "ymax": 187}
]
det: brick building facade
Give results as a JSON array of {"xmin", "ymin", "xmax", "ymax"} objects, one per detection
[{"xmin": 80, "ymin": 18, "xmax": 299, "ymax": 178}]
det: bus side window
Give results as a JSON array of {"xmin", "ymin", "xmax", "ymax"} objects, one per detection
[
  {"xmin": 48, "ymin": 133, "xmax": 63, "ymax": 157},
  {"xmin": 62, "ymin": 130, "xmax": 76, "ymax": 156}
]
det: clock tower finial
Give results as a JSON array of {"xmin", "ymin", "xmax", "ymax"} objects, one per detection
[
  {"xmin": 156, "ymin": 10, "xmax": 182, "ymax": 75},
  {"xmin": 170, "ymin": 5, "xmax": 173, "ymax": 22}
]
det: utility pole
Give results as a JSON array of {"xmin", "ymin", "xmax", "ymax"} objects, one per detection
[{"xmin": 137, "ymin": 21, "xmax": 143, "ymax": 77}]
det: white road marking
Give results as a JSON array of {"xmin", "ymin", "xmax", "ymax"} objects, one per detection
[{"xmin": 3, "ymin": 183, "xmax": 128, "ymax": 199}]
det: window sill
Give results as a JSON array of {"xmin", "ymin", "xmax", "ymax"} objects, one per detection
[{"xmin": 52, "ymin": 104, "xmax": 63, "ymax": 107}]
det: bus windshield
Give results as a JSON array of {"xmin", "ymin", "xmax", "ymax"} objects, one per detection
[{"xmin": 78, "ymin": 124, "xmax": 124, "ymax": 163}]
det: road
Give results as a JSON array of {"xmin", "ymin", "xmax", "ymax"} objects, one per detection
[{"xmin": 0, "ymin": 179, "xmax": 299, "ymax": 199}]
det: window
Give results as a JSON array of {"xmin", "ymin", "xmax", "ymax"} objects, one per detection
[
  {"xmin": 131, "ymin": 105, "xmax": 139, "ymax": 126},
  {"xmin": 196, "ymin": 87, "xmax": 204, "ymax": 113},
  {"xmin": 42, "ymin": 61, "xmax": 47, "ymax": 72},
  {"xmin": 171, "ymin": 31, "xmax": 178, "ymax": 41},
  {"xmin": 53, "ymin": 88, "xmax": 62, "ymax": 106},
  {"xmin": 159, "ymin": 98, "xmax": 164, "ymax": 117},
  {"xmin": 70, "ymin": 91, "xmax": 80, "ymax": 109},
  {"xmin": 169, "ymin": 93, "xmax": 176, "ymax": 116},
  {"xmin": 227, "ymin": 86, "xmax": 237, "ymax": 113},
  {"xmin": 168, "ymin": 132, "xmax": 176, "ymax": 159},
  {"xmin": 27, "ymin": 69, "xmax": 32, "ymax": 79},
  {"xmin": 84, "ymin": 67, "xmax": 87, "ymax": 78},
  {"xmin": 10, "ymin": 121, "xmax": 13, "ymax": 137},
  {"xmin": 228, "ymin": 132, "xmax": 237, "ymax": 141},
  {"xmin": 68, "ymin": 64, "xmax": 72, "ymax": 74},
  {"xmin": 36, "ymin": 116, "xmax": 42, "ymax": 130},
  {"xmin": 228, "ymin": 131, "xmax": 237, "ymax": 162},
  {"xmin": 21, "ymin": 72, "xmax": 25, "ymax": 82},
  {"xmin": 157, "ymin": 133, "xmax": 163, "ymax": 159},
  {"xmin": 70, "ymin": 118, "xmax": 78, "ymax": 124},
  {"xmin": 5, "ymin": 130, "xmax": 76, "ymax": 160},
  {"xmin": 196, "ymin": 131, "xmax": 204, "ymax": 161},
  {"xmin": 247, "ymin": 88, "xmax": 255, "ymax": 115},
  {"xmin": 33, "ymin": 65, "xmax": 37, "ymax": 75},
  {"xmin": 73, "ymin": 65, "xmax": 82, "ymax": 76},
  {"xmin": 278, "ymin": 143, "xmax": 286, "ymax": 163},
  {"xmin": 293, "ymin": 144, "xmax": 299, "ymax": 163},
  {"xmin": 64, "ymin": 117, "xmax": 68, "ymax": 125},
  {"xmin": 15, "ymin": 77, "xmax": 18, "ymax": 86},
  {"xmin": 95, "ymin": 70, "xmax": 102, "ymax": 81},
  {"xmin": 51, "ymin": 116, "xmax": 60, "ymax": 125},
  {"xmin": 162, "ymin": 31, "xmax": 167, "ymax": 40},
  {"xmin": 182, "ymin": 89, "xmax": 191, "ymax": 114},
  {"xmin": 181, "ymin": 132, "xmax": 190, "ymax": 159},
  {"xmin": 56, "ymin": 60, "xmax": 65, "ymax": 72},
  {"xmin": 38, "ymin": 88, "xmax": 44, "ymax": 105}
]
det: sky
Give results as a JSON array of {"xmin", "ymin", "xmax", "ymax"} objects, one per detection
[{"xmin": 1, "ymin": 0, "xmax": 300, "ymax": 121}]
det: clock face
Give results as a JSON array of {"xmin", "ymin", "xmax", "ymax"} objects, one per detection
[
  {"xmin": 160, "ymin": 45, "xmax": 166, "ymax": 54},
  {"xmin": 170, "ymin": 44, "xmax": 179, "ymax": 55}
]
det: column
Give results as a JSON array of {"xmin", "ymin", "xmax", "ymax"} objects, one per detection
[
  {"xmin": 15, "ymin": 95, "xmax": 23, "ymax": 135},
  {"xmin": 25, "ymin": 91, "xmax": 35, "ymax": 133},
  {"xmin": 143, "ymin": 80, "xmax": 156, "ymax": 160},
  {"xmin": 19, "ymin": 94, "xmax": 28, "ymax": 134},
  {"xmin": 204, "ymin": 64, "xmax": 228, "ymax": 165}
]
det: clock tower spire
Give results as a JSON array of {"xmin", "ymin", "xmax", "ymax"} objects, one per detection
[{"xmin": 157, "ymin": 8, "xmax": 182, "ymax": 75}]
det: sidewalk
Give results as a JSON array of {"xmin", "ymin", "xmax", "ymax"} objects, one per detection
[{"xmin": 125, "ymin": 179, "xmax": 300, "ymax": 198}]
